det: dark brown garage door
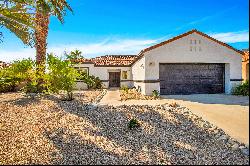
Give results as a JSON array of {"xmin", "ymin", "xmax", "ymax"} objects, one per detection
[{"xmin": 159, "ymin": 63, "xmax": 225, "ymax": 95}]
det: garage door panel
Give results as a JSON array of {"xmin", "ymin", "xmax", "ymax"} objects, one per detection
[{"xmin": 159, "ymin": 63, "xmax": 225, "ymax": 95}]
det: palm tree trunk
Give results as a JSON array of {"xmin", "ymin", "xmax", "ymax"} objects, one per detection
[
  {"xmin": 35, "ymin": 11, "xmax": 49, "ymax": 70},
  {"xmin": 35, "ymin": 11, "xmax": 49, "ymax": 92}
]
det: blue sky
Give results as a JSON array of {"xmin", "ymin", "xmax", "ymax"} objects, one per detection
[{"xmin": 0, "ymin": 0, "xmax": 249, "ymax": 62}]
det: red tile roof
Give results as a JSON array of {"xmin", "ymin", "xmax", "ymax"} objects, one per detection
[{"xmin": 72, "ymin": 55, "xmax": 138, "ymax": 66}]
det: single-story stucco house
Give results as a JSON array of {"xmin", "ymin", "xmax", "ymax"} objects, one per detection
[{"xmin": 73, "ymin": 29, "xmax": 244, "ymax": 95}]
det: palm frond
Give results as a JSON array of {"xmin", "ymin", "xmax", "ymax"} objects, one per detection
[{"xmin": 0, "ymin": 0, "xmax": 34, "ymax": 45}]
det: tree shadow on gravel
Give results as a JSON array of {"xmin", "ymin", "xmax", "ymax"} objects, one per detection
[
  {"xmin": 1, "ymin": 96, "xmax": 41, "ymax": 106},
  {"xmin": 43, "ymin": 127, "xmax": 129, "ymax": 165},
  {"xmin": 44, "ymin": 99, "xmax": 249, "ymax": 165}
]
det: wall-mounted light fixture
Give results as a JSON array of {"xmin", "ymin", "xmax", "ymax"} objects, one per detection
[{"xmin": 149, "ymin": 62, "xmax": 155, "ymax": 66}]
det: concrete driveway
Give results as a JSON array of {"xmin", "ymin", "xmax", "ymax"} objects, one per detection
[
  {"xmin": 161, "ymin": 94, "xmax": 249, "ymax": 145},
  {"xmin": 99, "ymin": 90, "xmax": 249, "ymax": 145}
]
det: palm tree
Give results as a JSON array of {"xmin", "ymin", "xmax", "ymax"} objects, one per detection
[
  {"xmin": 65, "ymin": 49, "xmax": 83, "ymax": 60},
  {"xmin": 0, "ymin": 0, "xmax": 34, "ymax": 45},
  {"xmin": 35, "ymin": 0, "xmax": 72, "ymax": 68},
  {"xmin": 70, "ymin": 49, "xmax": 82, "ymax": 58},
  {"xmin": 1, "ymin": 0, "xmax": 72, "ymax": 69}
]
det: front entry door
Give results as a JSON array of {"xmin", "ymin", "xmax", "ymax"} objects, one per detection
[{"xmin": 109, "ymin": 72, "xmax": 121, "ymax": 87}]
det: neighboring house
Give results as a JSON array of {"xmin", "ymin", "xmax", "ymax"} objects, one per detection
[
  {"xmin": 73, "ymin": 29, "xmax": 244, "ymax": 95},
  {"xmin": 242, "ymin": 49, "xmax": 249, "ymax": 81},
  {"xmin": 0, "ymin": 61, "xmax": 10, "ymax": 69}
]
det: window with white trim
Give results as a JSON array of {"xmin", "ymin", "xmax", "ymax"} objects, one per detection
[{"xmin": 74, "ymin": 67, "xmax": 89, "ymax": 75}]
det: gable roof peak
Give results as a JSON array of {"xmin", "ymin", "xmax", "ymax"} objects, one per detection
[
  {"xmin": 131, "ymin": 29, "xmax": 244, "ymax": 66},
  {"xmin": 139, "ymin": 29, "xmax": 243, "ymax": 55}
]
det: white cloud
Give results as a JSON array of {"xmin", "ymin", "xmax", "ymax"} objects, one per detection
[
  {"xmin": 48, "ymin": 38, "xmax": 158, "ymax": 57},
  {"xmin": 0, "ymin": 49, "xmax": 36, "ymax": 63},
  {"xmin": 209, "ymin": 31, "xmax": 249, "ymax": 43},
  {"xmin": 0, "ymin": 38, "xmax": 158, "ymax": 62}
]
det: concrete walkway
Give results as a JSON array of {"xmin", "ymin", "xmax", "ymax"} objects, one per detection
[
  {"xmin": 99, "ymin": 90, "xmax": 249, "ymax": 145},
  {"xmin": 99, "ymin": 88, "xmax": 121, "ymax": 105}
]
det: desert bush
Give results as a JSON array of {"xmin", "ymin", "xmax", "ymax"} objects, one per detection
[
  {"xmin": 232, "ymin": 81, "xmax": 249, "ymax": 96},
  {"xmin": 128, "ymin": 118, "xmax": 140, "ymax": 129},
  {"xmin": 169, "ymin": 102, "xmax": 179, "ymax": 108}
]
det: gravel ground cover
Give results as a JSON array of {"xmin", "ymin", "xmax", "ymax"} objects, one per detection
[{"xmin": 0, "ymin": 91, "xmax": 249, "ymax": 165}]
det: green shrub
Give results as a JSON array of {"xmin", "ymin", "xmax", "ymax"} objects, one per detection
[
  {"xmin": 0, "ymin": 59, "xmax": 35, "ymax": 93},
  {"xmin": 232, "ymin": 81, "xmax": 249, "ymax": 96},
  {"xmin": 0, "ymin": 55, "xmax": 93, "ymax": 101},
  {"xmin": 47, "ymin": 54, "xmax": 80, "ymax": 100},
  {"xmin": 120, "ymin": 85, "xmax": 129, "ymax": 93},
  {"xmin": 78, "ymin": 72, "xmax": 103, "ymax": 89},
  {"xmin": 22, "ymin": 81, "xmax": 39, "ymax": 93},
  {"xmin": 0, "ymin": 78, "xmax": 16, "ymax": 93},
  {"xmin": 152, "ymin": 90, "xmax": 160, "ymax": 98},
  {"xmin": 128, "ymin": 118, "xmax": 140, "ymax": 129}
]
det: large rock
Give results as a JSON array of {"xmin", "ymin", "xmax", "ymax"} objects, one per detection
[
  {"xmin": 241, "ymin": 148, "xmax": 249, "ymax": 156},
  {"xmin": 218, "ymin": 135, "xmax": 229, "ymax": 141},
  {"xmin": 203, "ymin": 123, "xmax": 212, "ymax": 129},
  {"xmin": 231, "ymin": 143, "xmax": 239, "ymax": 151},
  {"xmin": 213, "ymin": 129, "xmax": 219, "ymax": 134}
]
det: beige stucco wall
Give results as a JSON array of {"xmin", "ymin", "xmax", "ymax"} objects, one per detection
[
  {"xmin": 131, "ymin": 57, "xmax": 147, "ymax": 93},
  {"xmin": 134, "ymin": 32, "xmax": 242, "ymax": 95},
  {"xmin": 74, "ymin": 63, "xmax": 132, "ymax": 89},
  {"xmin": 144, "ymin": 83, "xmax": 160, "ymax": 95},
  {"xmin": 242, "ymin": 61, "xmax": 249, "ymax": 81},
  {"xmin": 131, "ymin": 56, "xmax": 146, "ymax": 80}
]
